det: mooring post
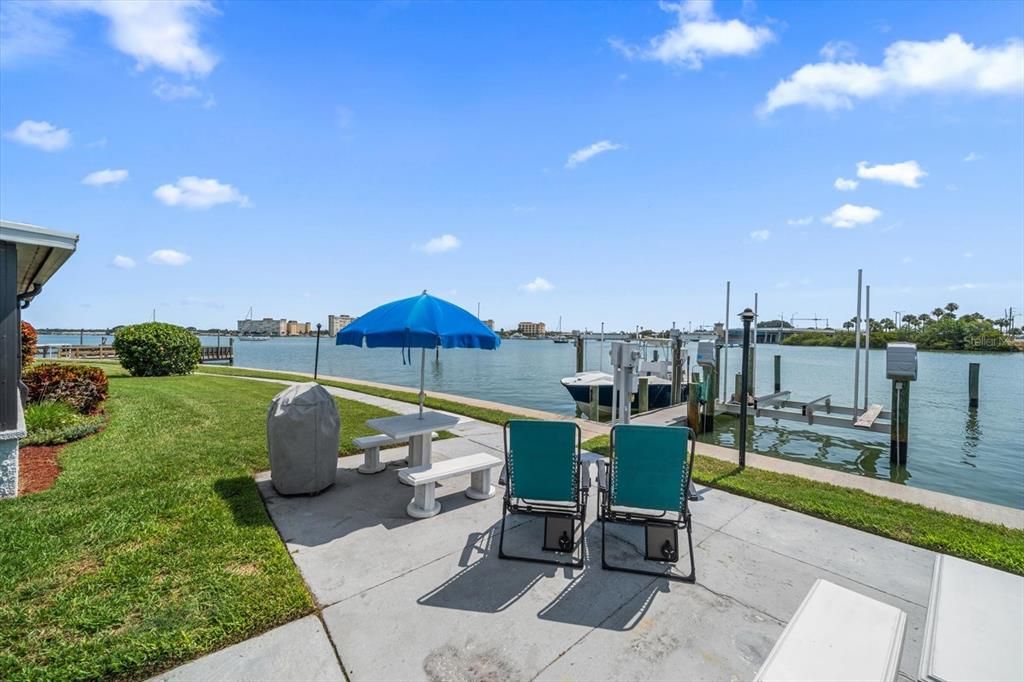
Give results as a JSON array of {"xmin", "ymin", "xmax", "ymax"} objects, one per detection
[
  {"xmin": 704, "ymin": 361, "xmax": 717, "ymax": 433},
  {"xmin": 638, "ymin": 376, "xmax": 650, "ymax": 413},
  {"xmin": 589, "ymin": 384, "xmax": 600, "ymax": 421},
  {"xmin": 890, "ymin": 379, "xmax": 910, "ymax": 465},
  {"xmin": 576, "ymin": 333, "xmax": 584, "ymax": 373},
  {"xmin": 968, "ymin": 362, "xmax": 980, "ymax": 409},
  {"xmin": 229, "ymin": 337, "xmax": 234, "ymax": 366},
  {"xmin": 773, "ymin": 354, "xmax": 781, "ymax": 393},
  {"xmin": 738, "ymin": 308, "xmax": 755, "ymax": 469},
  {"xmin": 734, "ymin": 372, "xmax": 742, "ymax": 404},
  {"xmin": 671, "ymin": 333, "xmax": 682, "ymax": 405},
  {"xmin": 313, "ymin": 323, "xmax": 322, "ymax": 380},
  {"xmin": 688, "ymin": 379, "xmax": 701, "ymax": 433}
]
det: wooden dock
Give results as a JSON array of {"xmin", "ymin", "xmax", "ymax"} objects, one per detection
[{"xmin": 36, "ymin": 344, "xmax": 234, "ymax": 365}]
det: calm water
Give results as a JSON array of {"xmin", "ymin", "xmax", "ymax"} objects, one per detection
[{"xmin": 39, "ymin": 334, "xmax": 1024, "ymax": 509}]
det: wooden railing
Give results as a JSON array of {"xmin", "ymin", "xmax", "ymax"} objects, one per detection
[{"xmin": 36, "ymin": 344, "xmax": 234, "ymax": 364}]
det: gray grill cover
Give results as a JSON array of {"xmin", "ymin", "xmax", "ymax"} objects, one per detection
[{"xmin": 267, "ymin": 382, "xmax": 340, "ymax": 495}]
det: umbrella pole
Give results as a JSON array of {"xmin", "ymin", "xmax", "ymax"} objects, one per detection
[{"xmin": 419, "ymin": 347, "xmax": 426, "ymax": 418}]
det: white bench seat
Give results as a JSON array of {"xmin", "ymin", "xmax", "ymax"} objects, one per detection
[
  {"xmin": 399, "ymin": 452, "xmax": 502, "ymax": 518},
  {"xmin": 755, "ymin": 579, "xmax": 906, "ymax": 682},
  {"xmin": 353, "ymin": 431, "xmax": 438, "ymax": 474}
]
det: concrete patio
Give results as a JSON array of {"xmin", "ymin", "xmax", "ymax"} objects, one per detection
[{"xmin": 162, "ymin": 414, "xmax": 937, "ymax": 682}]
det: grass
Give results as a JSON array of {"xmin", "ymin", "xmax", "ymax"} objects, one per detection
[
  {"xmin": 0, "ymin": 371, "xmax": 411, "ymax": 681},
  {"xmin": 582, "ymin": 434, "xmax": 1024, "ymax": 575},
  {"xmin": 195, "ymin": 364, "xmax": 531, "ymax": 425}
]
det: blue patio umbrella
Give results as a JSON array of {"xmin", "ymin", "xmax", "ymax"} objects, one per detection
[{"xmin": 337, "ymin": 291, "xmax": 500, "ymax": 417}]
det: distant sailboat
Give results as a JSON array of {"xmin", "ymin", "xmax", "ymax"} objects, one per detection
[{"xmin": 552, "ymin": 315, "xmax": 570, "ymax": 343}]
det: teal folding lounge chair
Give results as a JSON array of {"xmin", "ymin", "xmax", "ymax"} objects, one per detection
[
  {"xmin": 499, "ymin": 420, "xmax": 587, "ymax": 568},
  {"xmin": 599, "ymin": 424, "xmax": 696, "ymax": 582}
]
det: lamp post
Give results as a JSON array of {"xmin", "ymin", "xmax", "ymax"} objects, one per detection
[
  {"xmin": 314, "ymin": 323, "xmax": 322, "ymax": 380},
  {"xmin": 738, "ymin": 308, "xmax": 755, "ymax": 469}
]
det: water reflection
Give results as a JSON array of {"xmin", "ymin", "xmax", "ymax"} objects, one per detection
[{"xmin": 962, "ymin": 408, "xmax": 981, "ymax": 465}]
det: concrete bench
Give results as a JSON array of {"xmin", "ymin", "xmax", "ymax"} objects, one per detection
[
  {"xmin": 353, "ymin": 432, "xmax": 438, "ymax": 474},
  {"xmin": 398, "ymin": 452, "xmax": 502, "ymax": 518},
  {"xmin": 755, "ymin": 579, "xmax": 906, "ymax": 682}
]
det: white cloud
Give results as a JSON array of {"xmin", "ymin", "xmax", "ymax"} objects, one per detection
[
  {"xmin": 820, "ymin": 40, "xmax": 857, "ymax": 62},
  {"xmin": 822, "ymin": 204, "xmax": 882, "ymax": 228},
  {"xmin": 565, "ymin": 140, "xmax": 624, "ymax": 169},
  {"xmin": 520, "ymin": 277, "xmax": 554, "ymax": 293},
  {"xmin": 148, "ymin": 249, "xmax": 191, "ymax": 266},
  {"xmin": 5, "ymin": 119, "xmax": 70, "ymax": 151},
  {"xmin": 750, "ymin": 229, "xmax": 771, "ymax": 241},
  {"xmin": 153, "ymin": 79, "xmax": 202, "ymax": 101},
  {"xmin": 418, "ymin": 234, "xmax": 461, "ymax": 254},
  {"xmin": 111, "ymin": 255, "xmax": 136, "ymax": 269},
  {"xmin": 0, "ymin": 1, "xmax": 69, "ymax": 67},
  {"xmin": 948, "ymin": 282, "xmax": 981, "ymax": 291},
  {"xmin": 153, "ymin": 176, "xmax": 249, "ymax": 209},
  {"xmin": 834, "ymin": 177, "xmax": 859, "ymax": 191},
  {"xmin": 611, "ymin": 0, "xmax": 774, "ymax": 69},
  {"xmin": 963, "ymin": 251, "xmax": 974, "ymax": 258},
  {"xmin": 901, "ymin": 256, "xmax": 913, "ymax": 264},
  {"xmin": 73, "ymin": 0, "xmax": 217, "ymax": 76},
  {"xmin": 762, "ymin": 33, "xmax": 1024, "ymax": 114},
  {"xmin": 82, "ymin": 168, "xmax": 128, "ymax": 186},
  {"xmin": 856, "ymin": 160, "xmax": 926, "ymax": 188},
  {"xmin": 787, "ymin": 216, "xmax": 813, "ymax": 226},
  {"xmin": 963, "ymin": 151, "xmax": 982, "ymax": 162}
]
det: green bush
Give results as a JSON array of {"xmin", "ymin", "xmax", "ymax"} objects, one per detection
[
  {"xmin": 114, "ymin": 322, "xmax": 202, "ymax": 376},
  {"xmin": 22, "ymin": 400, "xmax": 106, "ymax": 446},
  {"xmin": 23, "ymin": 363, "xmax": 109, "ymax": 414},
  {"xmin": 21, "ymin": 321, "xmax": 37, "ymax": 368}
]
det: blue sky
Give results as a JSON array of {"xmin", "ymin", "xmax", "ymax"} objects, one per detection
[{"xmin": 1, "ymin": 0, "xmax": 1022, "ymax": 332}]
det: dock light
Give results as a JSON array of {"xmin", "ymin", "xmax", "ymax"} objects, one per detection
[{"xmin": 738, "ymin": 308, "xmax": 755, "ymax": 469}]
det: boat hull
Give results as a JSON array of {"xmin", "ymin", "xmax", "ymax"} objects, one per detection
[{"xmin": 562, "ymin": 376, "xmax": 683, "ymax": 417}]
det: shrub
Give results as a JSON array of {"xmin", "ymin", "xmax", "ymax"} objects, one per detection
[
  {"xmin": 23, "ymin": 363, "xmax": 109, "ymax": 414},
  {"xmin": 22, "ymin": 401, "xmax": 105, "ymax": 446},
  {"xmin": 21, "ymin": 321, "xmax": 37, "ymax": 368},
  {"xmin": 113, "ymin": 322, "xmax": 201, "ymax": 377}
]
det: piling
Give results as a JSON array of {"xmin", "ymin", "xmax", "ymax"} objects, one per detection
[
  {"xmin": 229, "ymin": 337, "xmax": 234, "ymax": 366},
  {"xmin": 589, "ymin": 385, "xmax": 600, "ymax": 421},
  {"xmin": 638, "ymin": 376, "xmax": 650, "ymax": 413},
  {"xmin": 575, "ymin": 334, "xmax": 584, "ymax": 373},
  {"xmin": 703, "ymin": 361, "xmax": 716, "ymax": 433},
  {"xmin": 734, "ymin": 373, "xmax": 742, "ymax": 404},
  {"xmin": 671, "ymin": 335, "xmax": 683, "ymax": 405},
  {"xmin": 687, "ymin": 380, "xmax": 701, "ymax": 433},
  {"xmin": 773, "ymin": 354, "xmax": 781, "ymax": 393},
  {"xmin": 890, "ymin": 379, "xmax": 910, "ymax": 465},
  {"xmin": 737, "ymin": 308, "xmax": 755, "ymax": 469},
  {"xmin": 968, "ymin": 362, "xmax": 980, "ymax": 409}
]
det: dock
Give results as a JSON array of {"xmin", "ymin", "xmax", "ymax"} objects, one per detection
[{"xmin": 36, "ymin": 344, "xmax": 234, "ymax": 365}]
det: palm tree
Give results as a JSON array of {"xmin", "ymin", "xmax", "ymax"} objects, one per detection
[
  {"xmin": 932, "ymin": 307, "xmax": 945, "ymax": 319},
  {"xmin": 842, "ymin": 321, "xmax": 854, "ymax": 331},
  {"xmin": 944, "ymin": 302, "xmax": 959, "ymax": 317},
  {"xmin": 919, "ymin": 312, "xmax": 932, "ymax": 325},
  {"xmin": 903, "ymin": 314, "xmax": 918, "ymax": 328},
  {"xmin": 879, "ymin": 317, "xmax": 896, "ymax": 331}
]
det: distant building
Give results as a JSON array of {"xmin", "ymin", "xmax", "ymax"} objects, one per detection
[
  {"xmin": 483, "ymin": 319, "xmax": 494, "ymax": 331},
  {"xmin": 517, "ymin": 321, "xmax": 546, "ymax": 337},
  {"xmin": 328, "ymin": 314, "xmax": 356, "ymax": 337},
  {"xmin": 238, "ymin": 317, "xmax": 287, "ymax": 336},
  {"xmin": 285, "ymin": 320, "xmax": 312, "ymax": 336}
]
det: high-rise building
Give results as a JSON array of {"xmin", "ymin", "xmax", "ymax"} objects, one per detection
[
  {"xmin": 483, "ymin": 319, "xmax": 495, "ymax": 331},
  {"xmin": 328, "ymin": 314, "xmax": 356, "ymax": 337},
  {"xmin": 238, "ymin": 317, "xmax": 287, "ymax": 336},
  {"xmin": 285, "ymin": 320, "xmax": 312, "ymax": 336},
  {"xmin": 517, "ymin": 321, "xmax": 546, "ymax": 336}
]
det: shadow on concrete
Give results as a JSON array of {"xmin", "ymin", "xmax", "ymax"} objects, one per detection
[
  {"xmin": 214, "ymin": 476, "xmax": 277, "ymax": 527},
  {"xmin": 255, "ymin": 466, "xmax": 483, "ymax": 548}
]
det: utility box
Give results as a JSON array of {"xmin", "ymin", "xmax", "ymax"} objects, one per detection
[
  {"xmin": 696, "ymin": 341, "xmax": 716, "ymax": 368},
  {"xmin": 886, "ymin": 342, "xmax": 918, "ymax": 381}
]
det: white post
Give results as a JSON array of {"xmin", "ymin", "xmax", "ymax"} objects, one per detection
[
  {"xmin": 419, "ymin": 347, "xmax": 426, "ymax": 417},
  {"xmin": 853, "ymin": 269, "xmax": 862, "ymax": 418},
  {"xmin": 600, "ymin": 322, "xmax": 605, "ymax": 372},
  {"xmin": 864, "ymin": 285, "xmax": 871, "ymax": 411},
  {"xmin": 723, "ymin": 281, "xmax": 730, "ymax": 402}
]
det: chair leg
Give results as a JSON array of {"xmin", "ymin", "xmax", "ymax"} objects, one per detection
[{"xmin": 497, "ymin": 504, "xmax": 584, "ymax": 568}]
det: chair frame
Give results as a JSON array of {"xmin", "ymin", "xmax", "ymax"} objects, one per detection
[
  {"xmin": 599, "ymin": 424, "xmax": 697, "ymax": 583},
  {"xmin": 499, "ymin": 420, "xmax": 587, "ymax": 568}
]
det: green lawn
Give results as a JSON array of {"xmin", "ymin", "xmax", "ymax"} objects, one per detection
[
  {"xmin": 583, "ymin": 434, "xmax": 1024, "ymax": 575},
  {"xmin": 0, "ymin": 372, "xmax": 403, "ymax": 681},
  {"xmin": 196, "ymin": 364, "xmax": 531, "ymax": 425}
]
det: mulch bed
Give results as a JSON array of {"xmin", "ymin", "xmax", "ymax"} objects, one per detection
[{"xmin": 18, "ymin": 444, "xmax": 65, "ymax": 495}]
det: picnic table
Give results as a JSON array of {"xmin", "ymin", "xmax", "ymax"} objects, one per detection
[{"xmin": 365, "ymin": 411, "xmax": 460, "ymax": 482}]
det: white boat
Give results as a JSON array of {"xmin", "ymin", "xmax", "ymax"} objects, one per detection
[{"xmin": 561, "ymin": 360, "xmax": 680, "ymax": 418}]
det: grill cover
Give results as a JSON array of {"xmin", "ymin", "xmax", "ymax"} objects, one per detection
[{"xmin": 267, "ymin": 382, "xmax": 340, "ymax": 495}]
